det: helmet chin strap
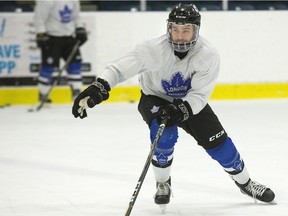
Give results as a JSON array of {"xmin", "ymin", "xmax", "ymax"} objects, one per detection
[{"xmin": 174, "ymin": 49, "xmax": 189, "ymax": 60}]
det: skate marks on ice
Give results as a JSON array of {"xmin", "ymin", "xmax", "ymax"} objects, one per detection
[
  {"xmin": 136, "ymin": 199, "xmax": 279, "ymax": 216},
  {"xmin": 0, "ymin": 100, "xmax": 288, "ymax": 216}
]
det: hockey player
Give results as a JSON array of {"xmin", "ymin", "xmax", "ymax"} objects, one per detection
[
  {"xmin": 72, "ymin": 2, "xmax": 275, "ymax": 210},
  {"xmin": 34, "ymin": 0, "xmax": 87, "ymax": 103}
]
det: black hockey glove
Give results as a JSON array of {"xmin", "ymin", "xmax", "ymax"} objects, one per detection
[
  {"xmin": 36, "ymin": 32, "xmax": 49, "ymax": 48},
  {"xmin": 75, "ymin": 27, "xmax": 88, "ymax": 46},
  {"xmin": 156, "ymin": 99, "xmax": 192, "ymax": 127},
  {"xmin": 72, "ymin": 78, "xmax": 111, "ymax": 119}
]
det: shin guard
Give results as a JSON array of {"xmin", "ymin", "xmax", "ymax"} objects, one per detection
[
  {"xmin": 206, "ymin": 137, "xmax": 250, "ymax": 184},
  {"xmin": 150, "ymin": 119, "xmax": 178, "ymax": 182}
]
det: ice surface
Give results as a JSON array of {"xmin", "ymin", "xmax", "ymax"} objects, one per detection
[{"xmin": 0, "ymin": 99, "xmax": 288, "ymax": 216}]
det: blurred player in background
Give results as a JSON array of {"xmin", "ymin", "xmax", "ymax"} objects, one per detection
[
  {"xmin": 34, "ymin": 0, "xmax": 87, "ymax": 103},
  {"xmin": 72, "ymin": 2, "xmax": 275, "ymax": 211}
]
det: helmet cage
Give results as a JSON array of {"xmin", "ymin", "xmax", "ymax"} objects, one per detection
[{"xmin": 167, "ymin": 22, "xmax": 200, "ymax": 53}]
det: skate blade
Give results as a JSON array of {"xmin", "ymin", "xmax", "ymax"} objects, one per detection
[
  {"xmin": 27, "ymin": 102, "xmax": 52, "ymax": 112},
  {"xmin": 42, "ymin": 103, "xmax": 52, "ymax": 108},
  {"xmin": 269, "ymin": 200, "xmax": 277, "ymax": 205},
  {"xmin": 250, "ymin": 197, "xmax": 278, "ymax": 205},
  {"xmin": 159, "ymin": 204, "xmax": 167, "ymax": 214}
]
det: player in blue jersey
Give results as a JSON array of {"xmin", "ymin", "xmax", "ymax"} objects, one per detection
[{"xmin": 72, "ymin": 3, "xmax": 275, "ymax": 210}]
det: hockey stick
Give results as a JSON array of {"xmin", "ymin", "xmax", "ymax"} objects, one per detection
[
  {"xmin": 124, "ymin": 118, "xmax": 168, "ymax": 216},
  {"xmin": 28, "ymin": 40, "xmax": 81, "ymax": 112}
]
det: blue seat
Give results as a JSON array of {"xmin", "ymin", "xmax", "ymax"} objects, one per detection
[
  {"xmin": 97, "ymin": 1, "xmax": 140, "ymax": 11},
  {"xmin": 147, "ymin": 1, "xmax": 177, "ymax": 11},
  {"xmin": 229, "ymin": 2, "xmax": 255, "ymax": 11},
  {"xmin": 199, "ymin": 4, "xmax": 222, "ymax": 11},
  {"xmin": 255, "ymin": 2, "xmax": 288, "ymax": 10}
]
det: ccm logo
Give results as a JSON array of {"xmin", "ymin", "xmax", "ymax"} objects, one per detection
[{"xmin": 209, "ymin": 130, "xmax": 225, "ymax": 142}]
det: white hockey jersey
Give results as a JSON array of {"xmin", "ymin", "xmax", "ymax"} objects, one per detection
[
  {"xmin": 100, "ymin": 35, "xmax": 220, "ymax": 115},
  {"xmin": 34, "ymin": 0, "xmax": 83, "ymax": 36}
]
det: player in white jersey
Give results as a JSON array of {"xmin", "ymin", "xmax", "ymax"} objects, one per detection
[
  {"xmin": 34, "ymin": 0, "xmax": 87, "ymax": 102},
  {"xmin": 72, "ymin": 3, "xmax": 275, "ymax": 209}
]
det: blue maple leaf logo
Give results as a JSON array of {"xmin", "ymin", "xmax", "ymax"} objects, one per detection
[
  {"xmin": 59, "ymin": 5, "xmax": 72, "ymax": 23},
  {"xmin": 161, "ymin": 72, "xmax": 192, "ymax": 98},
  {"xmin": 156, "ymin": 153, "xmax": 168, "ymax": 165}
]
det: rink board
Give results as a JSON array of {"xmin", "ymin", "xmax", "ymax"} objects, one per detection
[{"xmin": 1, "ymin": 83, "xmax": 288, "ymax": 105}]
